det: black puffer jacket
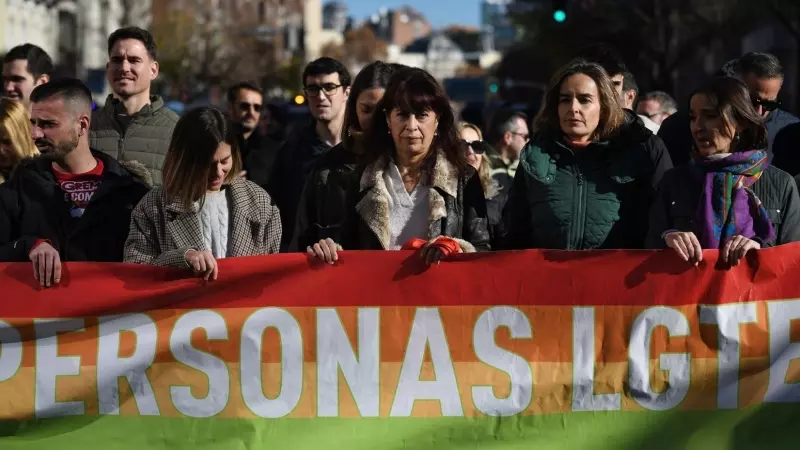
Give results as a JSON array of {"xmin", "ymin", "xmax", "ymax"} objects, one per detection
[
  {"xmin": 646, "ymin": 164, "xmax": 800, "ymax": 248},
  {"xmin": 339, "ymin": 151, "xmax": 491, "ymax": 252},
  {"xmin": 0, "ymin": 151, "xmax": 150, "ymax": 262},
  {"xmin": 290, "ymin": 143, "xmax": 358, "ymax": 252}
]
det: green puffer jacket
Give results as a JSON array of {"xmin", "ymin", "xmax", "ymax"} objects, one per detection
[
  {"xmin": 504, "ymin": 113, "xmax": 673, "ymax": 250},
  {"xmin": 89, "ymin": 95, "xmax": 179, "ymax": 186}
]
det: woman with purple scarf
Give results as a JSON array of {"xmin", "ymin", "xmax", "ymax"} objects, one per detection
[{"xmin": 647, "ymin": 77, "xmax": 800, "ymax": 265}]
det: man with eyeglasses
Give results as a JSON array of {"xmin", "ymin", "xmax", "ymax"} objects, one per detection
[
  {"xmin": 268, "ymin": 57, "xmax": 351, "ymax": 251},
  {"xmin": 487, "ymin": 109, "xmax": 529, "ymax": 193},
  {"xmin": 636, "ymin": 91, "xmax": 677, "ymax": 127},
  {"xmin": 227, "ymin": 81, "xmax": 277, "ymax": 188}
]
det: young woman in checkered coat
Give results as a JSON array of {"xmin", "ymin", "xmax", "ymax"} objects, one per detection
[{"xmin": 123, "ymin": 107, "xmax": 282, "ymax": 280}]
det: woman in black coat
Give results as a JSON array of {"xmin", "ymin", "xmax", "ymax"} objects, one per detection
[
  {"xmin": 647, "ymin": 77, "xmax": 800, "ymax": 266},
  {"xmin": 307, "ymin": 67, "xmax": 490, "ymax": 265}
]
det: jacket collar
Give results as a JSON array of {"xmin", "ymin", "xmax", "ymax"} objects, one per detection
[
  {"xmin": 355, "ymin": 150, "xmax": 458, "ymax": 249},
  {"xmin": 359, "ymin": 150, "xmax": 458, "ymax": 197},
  {"xmin": 164, "ymin": 179, "xmax": 265, "ymax": 256},
  {"xmin": 103, "ymin": 94, "xmax": 166, "ymax": 117}
]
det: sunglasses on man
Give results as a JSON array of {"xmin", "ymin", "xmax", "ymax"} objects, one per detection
[
  {"xmin": 239, "ymin": 102, "xmax": 262, "ymax": 113},
  {"xmin": 460, "ymin": 139, "xmax": 493, "ymax": 154},
  {"xmin": 304, "ymin": 83, "xmax": 343, "ymax": 96},
  {"xmin": 752, "ymin": 97, "xmax": 781, "ymax": 112}
]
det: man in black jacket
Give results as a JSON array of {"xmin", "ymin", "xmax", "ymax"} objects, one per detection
[
  {"xmin": 268, "ymin": 57, "xmax": 351, "ymax": 251},
  {"xmin": 0, "ymin": 79, "xmax": 150, "ymax": 287},
  {"xmin": 227, "ymin": 81, "xmax": 277, "ymax": 187},
  {"xmin": 659, "ymin": 54, "xmax": 800, "ymax": 167}
]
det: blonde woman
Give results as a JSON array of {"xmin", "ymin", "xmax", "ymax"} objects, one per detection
[
  {"xmin": 0, "ymin": 98, "xmax": 39, "ymax": 183},
  {"xmin": 458, "ymin": 121, "xmax": 505, "ymax": 249}
]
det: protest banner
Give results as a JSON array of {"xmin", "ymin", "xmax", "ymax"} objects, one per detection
[{"xmin": 0, "ymin": 246, "xmax": 799, "ymax": 449}]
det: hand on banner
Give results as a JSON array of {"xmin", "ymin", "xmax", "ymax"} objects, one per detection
[
  {"xmin": 664, "ymin": 231, "xmax": 703, "ymax": 265},
  {"xmin": 307, "ymin": 238, "xmax": 339, "ymax": 264},
  {"xmin": 185, "ymin": 250, "xmax": 218, "ymax": 281},
  {"xmin": 403, "ymin": 237, "xmax": 463, "ymax": 266},
  {"xmin": 29, "ymin": 242, "xmax": 62, "ymax": 287},
  {"xmin": 721, "ymin": 235, "xmax": 760, "ymax": 266}
]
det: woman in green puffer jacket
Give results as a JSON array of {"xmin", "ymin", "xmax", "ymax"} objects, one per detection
[{"xmin": 503, "ymin": 59, "xmax": 673, "ymax": 250}]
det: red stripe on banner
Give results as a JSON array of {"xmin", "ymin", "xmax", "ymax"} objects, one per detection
[{"xmin": 1, "ymin": 246, "xmax": 800, "ymax": 318}]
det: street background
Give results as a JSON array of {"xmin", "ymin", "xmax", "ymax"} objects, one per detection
[{"xmin": 3, "ymin": 0, "xmax": 800, "ymax": 128}]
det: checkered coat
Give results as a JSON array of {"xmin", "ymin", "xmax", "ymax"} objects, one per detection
[{"xmin": 124, "ymin": 179, "xmax": 281, "ymax": 267}]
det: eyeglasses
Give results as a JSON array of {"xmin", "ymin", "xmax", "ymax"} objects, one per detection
[
  {"xmin": 752, "ymin": 97, "xmax": 781, "ymax": 112},
  {"xmin": 239, "ymin": 102, "xmax": 262, "ymax": 113},
  {"xmin": 460, "ymin": 139, "xmax": 492, "ymax": 154},
  {"xmin": 510, "ymin": 131, "xmax": 530, "ymax": 141},
  {"xmin": 304, "ymin": 83, "xmax": 343, "ymax": 96}
]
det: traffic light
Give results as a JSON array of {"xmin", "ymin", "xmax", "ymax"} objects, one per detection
[
  {"xmin": 553, "ymin": 0, "xmax": 567, "ymax": 22},
  {"xmin": 486, "ymin": 77, "xmax": 500, "ymax": 97}
]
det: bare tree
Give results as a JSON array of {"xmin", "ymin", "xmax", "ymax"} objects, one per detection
[
  {"xmin": 151, "ymin": 0, "xmax": 305, "ymax": 91},
  {"xmin": 321, "ymin": 26, "xmax": 388, "ymax": 74}
]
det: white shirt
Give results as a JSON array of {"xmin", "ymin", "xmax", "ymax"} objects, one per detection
[
  {"xmin": 197, "ymin": 190, "xmax": 230, "ymax": 259},
  {"xmin": 384, "ymin": 162, "xmax": 430, "ymax": 250},
  {"xmin": 639, "ymin": 114, "xmax": 661, "ymax": 134}
]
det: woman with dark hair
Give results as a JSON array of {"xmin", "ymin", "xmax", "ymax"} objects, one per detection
[
  {"xmin": 308, "ymin": 67, "xmax": 490, "ymax": 264},
  {"xmin": 647, "ymin": 77, "xmax": 800, "ymax": 266},
  {"xmin": 291, "ymin": 61, "xmax": 395, "ymax": 251},
  {"xmin": 503, "ymin": 59, "xmax": 673, "ymax": 250},
  {"xmin": 124, "ymin": 107, "xmax": 282, "ymax": 280}
]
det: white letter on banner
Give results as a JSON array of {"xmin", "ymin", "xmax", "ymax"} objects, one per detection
[
  {"xmin": 169, "ymin": 310, "xmax": 230, "ymax": 418},
  {"xmin": 572, "ymin": 307, "xmax": 621, "ymax": 411},
  {"xmin": 317, "ymin": 308, "xmax": 380, "ymax": 417},
  {"xmin": 390, "ymin": 308, "xmax": 463, "ymax": 417},
  {"xmin": 97, "ymin": 314, "xmax": 160, "ymax": 416},
  {"xmin": 765, "ymin": 300, "xmax": 800, "ymax": 402},
  {"xmin": 0, "ymin": 320, "xmax": 22, "ymax": 382},
  {"xmin": 472, "ymin": 306, "xmax": 533, "ymax": 416},
  {"xmin": 699, "ymin": 303, "xmax": 757, "ymax": 409},
  {"xmin": 35, "ymin": 319, "xmax": 85, "ymax": 418},
  {"xmin": 628, "ymin": 307, "xmax": 691, "ymax": 411},
  {"xmin": 241, "ymin": 308, "xmax": 303, "ymax": 418}
]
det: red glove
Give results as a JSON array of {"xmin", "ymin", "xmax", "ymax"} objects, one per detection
[{"xmin": 401, "ymin": 237, "xmax": 462, "ymax": 257}]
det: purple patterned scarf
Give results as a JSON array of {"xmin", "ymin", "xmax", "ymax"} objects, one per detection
[{"xmin": 692, "ymin": 150, "xmax": 775, "ymax": 249}]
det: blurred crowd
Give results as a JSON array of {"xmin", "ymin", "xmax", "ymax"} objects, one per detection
[{"xmin": 2, "ymin": 26, "xmax": 800, "ymax": 287}]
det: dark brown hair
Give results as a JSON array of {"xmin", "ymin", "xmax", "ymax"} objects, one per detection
[
  {"xmin": 364, "ymin": 67, "xmax": 467, "ymax": 173},
  {"xmin": 341, "ymin": 61, "xmax": 394, "ymax": 152},
  {"xmin": 162, "ymin": 107, "xmax": 242, "ymax": 210},
  {"xmin": 533, "ymin": 59, "xmax": 626, "ymax": 141},
  {"xmin": 689, "ymin": 77, "xmax": 768, "ymax": 151}
]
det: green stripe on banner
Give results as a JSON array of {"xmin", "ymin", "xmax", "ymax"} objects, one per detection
[{"xmin": 1, "ymin": 404, "xmax": 798, "ymax": 449}]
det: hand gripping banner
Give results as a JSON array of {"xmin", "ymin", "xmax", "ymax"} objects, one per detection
[{"xmin": 0, "ymin": 246, "xmax": 799, "ymax": 449}]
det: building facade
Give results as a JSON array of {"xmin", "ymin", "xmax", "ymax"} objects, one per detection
[{"xmin": 367, "ymin": 6, "xmax": 431, "ymax": 49}]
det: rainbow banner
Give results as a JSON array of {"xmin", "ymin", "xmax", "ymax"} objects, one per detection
[{"xmin": 1, "ymin": 247, "xmax": 800, "ymax": 449}]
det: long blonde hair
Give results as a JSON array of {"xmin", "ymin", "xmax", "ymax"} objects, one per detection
[
  {"xmin": 458, "ymin": 121, "xmax": 498, "ymax": 198},
  {"xmin": 0, "ymin": 98, "xmax": 39, "ymax": 183}
]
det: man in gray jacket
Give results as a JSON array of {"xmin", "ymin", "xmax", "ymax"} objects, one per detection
[{"xmin": 90, "ymin": 27, "xmax": 178, "ymax": 186}]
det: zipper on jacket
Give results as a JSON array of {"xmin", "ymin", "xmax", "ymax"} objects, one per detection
[
  {"xmin": 576, "ymin": 170, "xmax": 587, "ymax": 249},
  {"xmin": 572, "ymin": 165, "xmax": 586, "ymax": 250}
]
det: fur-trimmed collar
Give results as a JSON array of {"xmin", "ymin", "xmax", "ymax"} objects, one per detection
[
  {"xmin": 359, "ymin": 150, "xmax": 459, "ymax": 197},
  {"xmin": 355, "ymin": 150, "xmax": 470, "ymax": 251}
]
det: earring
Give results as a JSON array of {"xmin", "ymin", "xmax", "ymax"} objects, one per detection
[
  {"xmin": 734, "ymin": 133, "xmax": 741, "ymax": 141},
  {"xmin": 387, "ymin": 129, "xmax": 391, "ymax": 135}
]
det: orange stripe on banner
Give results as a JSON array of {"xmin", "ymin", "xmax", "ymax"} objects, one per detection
[
  {"xmin": 7, "ymin": 305, "xmax": 775, "ymax": 369},
  {"xmin": 1, "ymin": 358, "xmax": 796, "ymax": 419}
]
